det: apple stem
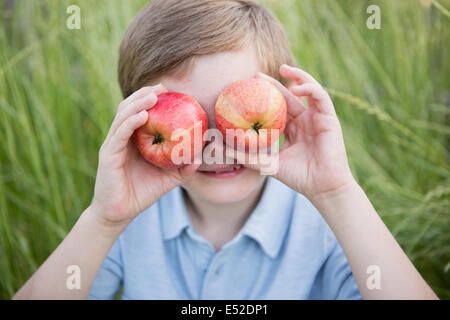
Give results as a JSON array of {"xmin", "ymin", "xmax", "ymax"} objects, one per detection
[
  {"xmin": 252, "ymin": 122, "xmax": 263, "ymax": 134},
  {"xmin": 152, "ymin": 133, "xmax": 164, "ymax": 144}
]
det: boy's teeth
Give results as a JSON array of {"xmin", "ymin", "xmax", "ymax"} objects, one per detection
[{"xmin": 214, "ymin": 165, "xmax": 242, "ymax": 174}]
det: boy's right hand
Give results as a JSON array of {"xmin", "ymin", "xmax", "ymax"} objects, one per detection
[{"xmin": 90, "ymin": 84, "xmax": 199, "ymax": 227}]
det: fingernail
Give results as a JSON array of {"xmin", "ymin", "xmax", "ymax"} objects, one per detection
[{"xmin": 150, "ymin": 83, "xmax": 163, "ymax": 91}]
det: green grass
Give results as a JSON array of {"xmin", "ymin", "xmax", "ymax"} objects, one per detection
[{"xmin": 0, "ymin": 0, "xmax": 449, "ymax": 299}]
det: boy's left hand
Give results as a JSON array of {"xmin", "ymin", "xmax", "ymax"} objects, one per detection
[{"xmin": 233, "ymin": 64, "xmax": 356, "ymax": 201}]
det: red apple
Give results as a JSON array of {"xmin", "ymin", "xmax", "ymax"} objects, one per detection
[
  {"xmin": 134, "ymin": 92, "xmax": 208, "ymax": 168},
  {"xmin": 214, "ymin": 78, "xmax": 287, "ymax": 151}
]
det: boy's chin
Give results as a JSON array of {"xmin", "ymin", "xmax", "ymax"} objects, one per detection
[
  {"xmin": 191, "ymin": 188, "xmax": 256, "ymax": 204},
  {"xmin": 182, "ymin": 171, "xmax": 266, "ymax": 204}
]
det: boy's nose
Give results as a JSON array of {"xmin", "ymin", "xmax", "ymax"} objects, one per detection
[
  {"xmin": 203, "ymin": 106, "xmax": 217, "ymax": 130},
  {"xmin": 201, "ymin": 138, "xmax": 237, "ymax": 165}
]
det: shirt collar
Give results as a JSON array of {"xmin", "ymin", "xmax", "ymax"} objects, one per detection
[
  {"xmin": 240, "ymin": 177, "xmax": 296, "ymax": 258},
  {"xmin": 160, "ymin": 186, "xmax": 191, "ymax": 240},
  {"xmin": 160, "ymin": 177, "xmax": 296, "ymax": 258}
]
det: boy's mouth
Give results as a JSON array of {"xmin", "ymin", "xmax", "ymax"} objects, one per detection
[{"xmin": 197, "ymin": 164, "xmax": 246, "ymax": 178}]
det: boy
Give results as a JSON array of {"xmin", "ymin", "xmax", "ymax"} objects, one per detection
[{"xmin": 14, "ymin": 0, "xmax": 437, "ymax": 299}]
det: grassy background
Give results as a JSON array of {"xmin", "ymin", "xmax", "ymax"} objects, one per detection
[{"xmin": 0, "ymin": 0, "xmax": 449, "ymax": 299}]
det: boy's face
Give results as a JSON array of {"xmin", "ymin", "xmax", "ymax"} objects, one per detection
[{"xmin": 159, "ymin": 46, "xmax": 266, "ymax": 203}]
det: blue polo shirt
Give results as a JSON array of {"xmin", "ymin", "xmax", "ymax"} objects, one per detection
[{"xmin": 88, "ymin": 177, "xmax": 361, "ymax": 299}]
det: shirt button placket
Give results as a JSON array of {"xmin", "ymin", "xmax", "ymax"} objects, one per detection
[
  {"xmin": 214, "ymin": 265, "xmax": 222, "ymax": 276},
  {"xmin": 200, "ymin": 252, "xmax": 225, "ymax": 299}
]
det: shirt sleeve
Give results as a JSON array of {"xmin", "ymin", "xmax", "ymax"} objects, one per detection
[
  {"xmin": 321, "ymin": 229, "xmax": 361, "ymax": 300},
  {"xmin": 87, "ymin": 238, "xmax": 123, "ymax": 300}
]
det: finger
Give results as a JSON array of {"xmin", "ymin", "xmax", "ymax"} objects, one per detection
[
  {"xmin": 290, "ymin": 84, "xmax": 336, "ymax": 116},
  {"xmin": 108, "ymin": 110, "xmax": 148, "ymax": 154},
  {"xmin": 255, "ymin": 72, "xmax": 306, "ymax": 117},
  {"xmin": 280, "ymin": 64, "xmax": 320, "ymax": 85},
  {"xmin": 108, "ymin": 93, "xmax": 158, "ymax": 140},
  {"xmin": 105, "ymin": 84, "xmax": 165, "ymax": 144},
  {"xmin": 118, "ymin": 84, "xmax": 166, "ymax": 113},
  {"xmin": 280, "ymin": 65, "xmax": 320, "ymax": 112}
]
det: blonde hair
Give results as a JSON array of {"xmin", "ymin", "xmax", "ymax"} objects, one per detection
[{"xmin": 118, "ymin": 0, "xmax": 296, "ymax": 98}]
